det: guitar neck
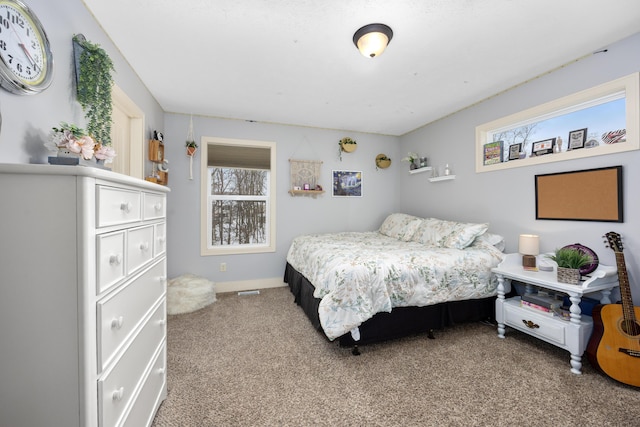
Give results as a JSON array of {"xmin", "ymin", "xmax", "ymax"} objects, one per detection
[{"xmin": 615, "ymin": 251, "xmax": 637, "ymax": 324}]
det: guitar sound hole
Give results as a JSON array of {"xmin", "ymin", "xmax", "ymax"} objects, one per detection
[{"xmin": 621, "ymin": 320, "xmax": 640, "ymax": 336}]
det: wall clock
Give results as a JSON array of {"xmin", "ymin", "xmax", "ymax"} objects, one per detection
[{"xmin": 0, "ymin": 0, "xmax": 54, "ymax": 95}]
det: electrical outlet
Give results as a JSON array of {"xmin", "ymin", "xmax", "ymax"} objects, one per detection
[{"xmin": 220, "ymin": 262, "xmax": 227, "ymax": 272}]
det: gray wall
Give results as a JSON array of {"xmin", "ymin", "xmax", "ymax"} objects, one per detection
[
  {"xmin": 0, "ymin": 0, "xmax": 164, "ymax": 165},
  {"xmin": 400, "ymin": 32, "xmax": 640, "ymax": 301},
  {"xmin": 2, "ymin": 1, "xmax": 638, "ymax": 301},
  {"xmin": 162, "ymin": 114, "xmax": 401, "ymax": 282}
]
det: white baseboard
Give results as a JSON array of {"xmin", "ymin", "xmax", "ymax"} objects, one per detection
[{"xmin": 215, "ymin": 277, "xmax": 286, "ymax": 294}]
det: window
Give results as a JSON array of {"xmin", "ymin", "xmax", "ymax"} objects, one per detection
[
  {"xmin": 476, "ymin": 72, "xmax": 639, "ymax": 172},
  {"xmin": 201, "ymin": 137, "xmax": 276, "ymax": 255}
]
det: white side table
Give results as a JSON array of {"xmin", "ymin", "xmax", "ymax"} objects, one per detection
[{"xmin": 493, "ymin": 253, "xmax": 619, "ymax": 374}]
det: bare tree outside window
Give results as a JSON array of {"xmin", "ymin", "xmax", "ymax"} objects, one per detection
[{"xmin": 209, "ymin": 167, "xmax": 269, "ymax": 246}]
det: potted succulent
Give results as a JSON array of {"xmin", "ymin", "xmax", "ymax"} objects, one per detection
[
  {"xmin": 547, "ymin": 247, "xmax": 593, "ymax": 285},
  {"xmin": 73, "ymin": 34, "xmax": 115, "ymax": 147}
]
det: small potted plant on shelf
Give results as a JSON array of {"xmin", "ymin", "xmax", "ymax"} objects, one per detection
[
  {"xmin": 401, "ymin": 152, "xmax": 419, "ymax": 170},
  {"xmin": 547, "ymin": 247, "xmax": 593, "ymax": 285},
  {"xmin": 186, "ymin": 140, "xmax": 198, "ymax": 156}
]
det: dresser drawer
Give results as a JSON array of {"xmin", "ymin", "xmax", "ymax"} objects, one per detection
[
  {"xmin": 154, "ymin": 223, "xmax": 167, "ymax": 258},
  {"xmin": 97, "ymin": 231, "xmax": 126, "ymax": 294},
  {"xmin": 98, "ymin": 260, "xmax": 166, "ymax": 371},
  {"xmin": 504, "ymin": 300, "xmax": 566, "ymax": 346},
  {"xmin": 143, "ymin": 193, "xmax": 166, "ymax": 220},
  {"xmin": 98, "ymin": 301, "xmax": 166, "ymax": 427},
  {"xmin": 97, "ymin": 186, "xmax": 142, "ymax": 227},
  {"xmin": 127, "ymin": 225, "xmax": 154, "ymax": 274},
  {"xmin": 122, "ymin": 344, "xmax": 166, "ymax": 427}
]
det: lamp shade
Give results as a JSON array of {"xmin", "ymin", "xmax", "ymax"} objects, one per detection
[
  {"xmin": 519, "ymin": 234, "xmax": 540, "ymax": 256},
  {"xmin": 353, "ymin": 23, "xmax": 393, "ymax": 58}
]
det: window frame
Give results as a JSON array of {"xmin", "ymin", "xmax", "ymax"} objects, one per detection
[
  {"xmin": 475, "ymin": 72, "xmax": 639, "ymax": 172},
  {"xmin": 200, "ymin": 136, "xmax": 276, "ymax": 255}
]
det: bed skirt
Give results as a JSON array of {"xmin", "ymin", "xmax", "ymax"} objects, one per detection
[{"xmin": 284, "ymin": 262, "xmax": 496, "ymax": 347}]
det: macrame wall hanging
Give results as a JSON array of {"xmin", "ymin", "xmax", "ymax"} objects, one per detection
[{"xmin": 288, "ymin": 159, "xmax": 324, "ymax": 198}]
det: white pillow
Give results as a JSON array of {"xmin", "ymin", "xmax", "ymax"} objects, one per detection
[
  {"xmin": 412, "ymin": 218, "xmax": 489, "ymax": 249},
  {"xmin": 471, "ymin": 232, "xmax": 505, "ymax": 251},
  {"xmin": 378, "ymin": 213, "xmax": 423, "ymax": 241}
]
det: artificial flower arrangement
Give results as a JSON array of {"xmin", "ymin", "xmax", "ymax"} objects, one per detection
[
  {"xmin": 46, "ymin": 122, "xmax": 116, "ymax": 163},
  {"xmin": 401, "ymin": 152, "xmax": 418, "ymax": 163}
]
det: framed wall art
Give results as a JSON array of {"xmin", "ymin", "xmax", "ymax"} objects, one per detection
[
  {"xmin": 332, "ymin": 170, "xmax": 362, "ymax": 197},
  {"xmin": 568, "ymin": 128, "xmax": 587, "ymax": 150},
  {"xmin": 508, "ymin": 143, "xmax": 523, "ymax": 160},
  {"xmin": 535, "ymin": 165, "xmax": 623, "ymax": 222},
  {"xmin": 531, "ymin": 138, "xmax": 556, "ymax": 156},
  {"xmin": 483, "ymin": 141, "xmax": 503, "ymax": 165}
]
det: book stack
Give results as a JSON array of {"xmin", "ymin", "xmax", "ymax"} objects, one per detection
[{"xmin": 520, "ymin": 293, "xmax": 562, "ymax": 316}]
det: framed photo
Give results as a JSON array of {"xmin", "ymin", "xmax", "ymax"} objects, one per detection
[
  {"xmin": 531, "ymin": 138, "xmax": 556, "ymax": 156},
  {"xmin": 508, "ymin": 143, "xmax": 523, "ymax": 160},
  {"xmin": 568, "ymin": 128, "xmax": 587, "ymax": 150},
  {"xmin": 483, "ymin": 141, "xmax": 503, "ymax": 165},
  {"xmin": 332, "ymin": 170, "xmax": 362, "ymax": 197}
]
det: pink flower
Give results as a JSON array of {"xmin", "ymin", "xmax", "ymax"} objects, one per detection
[
  {"xmin": 67, "ymin": 135, "xmax": 96, "ymax": 160},
  {"xmin": 94, "ymin": 144, "xmax": 117, "ymax": 163}
]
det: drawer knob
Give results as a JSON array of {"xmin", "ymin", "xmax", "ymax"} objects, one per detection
[
  {"xmin": 158, "ymin": 236, "xmax": 166, "ymax": 244},
  {"xmin": 522, "ymin": 319, "xmax": 540, "ymax": 329},
  {"xmin": 139, "ymin": 242, "xmax": 150, "ymax": 251},
  {"xmin": 109, "ymin": 254, "xmax": 122, "ymax": 266},
  {"xmin": 154, "ymin": 202, "xmax": 163, "ymax": 211},
  {"xmin": 159, "ymin": 319, "xmax": 166, "ymax": 326},
  {"xmin": 112, "ymin": 387, "xmax": 124, "ymax": 402},
  {"xmin": 158, "ymin": 368, "xmax": 166, "ymax": 376},
  {"xmin": 120, "ymin": 202, "xmax": 132, "ymax": 213},
  {"xmin": 111, "ymin": 316, "xmax": 124, "ymax": 329}
]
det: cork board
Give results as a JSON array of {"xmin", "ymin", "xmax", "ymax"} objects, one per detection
[{"xmin": 535, "ymin": 166, "xmax": 623, "ymax": 222}]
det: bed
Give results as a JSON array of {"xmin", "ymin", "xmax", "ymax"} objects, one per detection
[{"xmin": 284, "ymin": 213, "xmax": 505, "ymax": 352}]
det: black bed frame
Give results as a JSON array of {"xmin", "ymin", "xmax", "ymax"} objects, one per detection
[{"xmin": 284, "ymin": 262, "xmax": 496, "ymax": 352}]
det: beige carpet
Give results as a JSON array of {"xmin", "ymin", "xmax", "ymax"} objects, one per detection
[{"xmin": 152, "ymin": 287, "xmax": 639, "ymax": 427}]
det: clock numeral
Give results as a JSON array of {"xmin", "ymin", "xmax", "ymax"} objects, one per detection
[
  {"xmin": 0, "ymin": 16, "xmax": 8, "ymax": 30},
  {"xmin": 0, "ymin": 40, "xmax": 6, "ymax": 51}
]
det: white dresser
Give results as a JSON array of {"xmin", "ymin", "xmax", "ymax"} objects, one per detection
[{"xmin": 0, "ymin": 164, "xmax": 169, "ymax": 427}]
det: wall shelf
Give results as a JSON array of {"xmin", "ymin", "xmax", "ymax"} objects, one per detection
[
  {"xmin": 429, "ymin": 175, "xmax": 456, "ymax": 182},
  {"xmin": 408, "ymin": 166, "xmax": 432, "ymax": 175},
  {"xmin": 288, "ymin": 189, "xmax": 325, "ymax": 197}
]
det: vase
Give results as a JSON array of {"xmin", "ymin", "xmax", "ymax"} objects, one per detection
[
  {"xmin": 57, "ymin": 148, "xmax": 80, "ymax": 158},
  {"xmin": 410, "ymin": 160, "xmax": 419, "ymax": 170},
  {"xmin": 557, "ymin": 267, "xmax": 580, "ymax": 285}
]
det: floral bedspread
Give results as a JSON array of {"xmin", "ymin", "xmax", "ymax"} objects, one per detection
[{"xmin": 286, "ymin": 231, "xmax": 504, "ymax": 340}]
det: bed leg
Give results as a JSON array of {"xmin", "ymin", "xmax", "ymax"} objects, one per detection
[
  {"xmin": 351, "ymin": 345, "xmax": 361, "ymax": 356},
  {"xmin": 427, "ymin": 329, "xmax": 435, "ymax": 339}
]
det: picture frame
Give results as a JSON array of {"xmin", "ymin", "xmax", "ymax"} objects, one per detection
[
  {"xmin": 568, "ymin": 128, "xmax": 587, "ymax": 150},
  {"xmin": 531, "ymin": 138, "xmax": 556, "ymax": 156},
  {"xmin": 535, "ymin": 165, "xmax": 623, "ymax": 222},
  {"xmin": 332, "ymin": 170, "xmax": 362, "ymax": 197},
  {"xmin": 508, "ymin": 143, "xmax": 522, "ymax": 160},
  {"xmin": 483, "ymin": 140, "xmax": 503, "ymax": 165}
]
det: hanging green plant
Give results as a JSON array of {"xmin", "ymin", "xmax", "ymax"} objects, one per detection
[{"xmin": 73, "ymin": 34, "xmax": 115, "ymax": 146}]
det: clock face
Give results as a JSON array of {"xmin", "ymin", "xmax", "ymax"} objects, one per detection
[{"xmin": 0, "ymin": 0, "xmax": 53, "ymax": 94}]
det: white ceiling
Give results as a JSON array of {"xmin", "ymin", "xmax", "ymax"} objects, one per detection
[{"xmin": 82, "ymin": 0, "xmax": 640, "ymax": 136}]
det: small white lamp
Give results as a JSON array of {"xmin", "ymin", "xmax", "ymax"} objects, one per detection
[{"xmin": 519, "ymin": 234, "xmax": 540, "ymax": 269}]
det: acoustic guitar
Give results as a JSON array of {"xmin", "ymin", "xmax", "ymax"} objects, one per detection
[{"xmin": 586, "ymin": 232, "xmax": 640, "ymax": 387}]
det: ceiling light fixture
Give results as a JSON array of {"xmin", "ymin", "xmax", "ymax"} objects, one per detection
[{"xmin": 353, "ymin": 23, "xmax": 393, "ymax": 58}]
